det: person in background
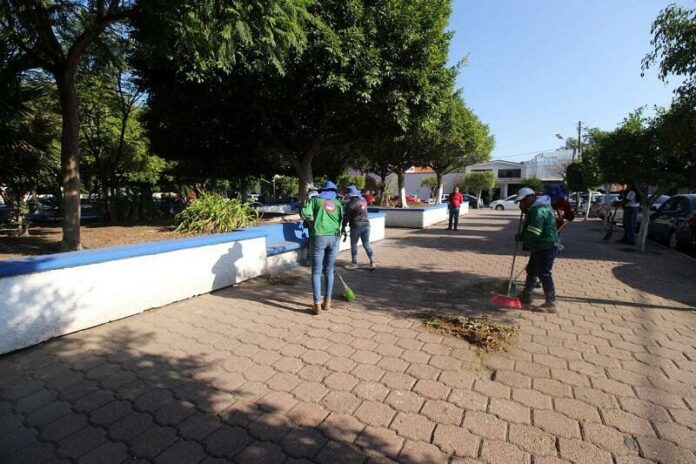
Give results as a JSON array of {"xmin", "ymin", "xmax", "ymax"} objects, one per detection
[
  {"xmin": 447, "ymin": 186, "xmax": 464, "ymax": 230},
  {"xmin": 342, "ymin": 185, "xmax": 376, "ymax": 270},
  {"xmin": 515, "ymin": 187, "xmax": 560, "ymax": 313},
  {"xmin": 301, "ymin": 181, "xmax": 343, "ymax": 315},
  {"xmin": 618, "ymin": 184, "xmax": 640, "ymax": 245},
  {"xmin": 544, "ymin": 184, "xmax": 575, "ymax": 232}
]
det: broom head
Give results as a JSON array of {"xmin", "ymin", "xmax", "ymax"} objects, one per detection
[
  {"xmin": 490, "ymin": 293, "xmax": 523, "ymax": 309},
  {"xmin": 343, "ymin": 287, "xmax": 356, "ymax": 302}
]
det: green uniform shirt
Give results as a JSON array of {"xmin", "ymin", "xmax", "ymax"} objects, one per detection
[
  {"xmin": 521, "ymin": 203, "xmax": 559, "ymax": 251},
  {"xmin": 301, "ymin": 197, "xmax": 343, "ymax": 237}
]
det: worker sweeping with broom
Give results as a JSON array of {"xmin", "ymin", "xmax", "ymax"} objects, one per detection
[
  {"xmin": 515, "ymin": 187, "xmax": 560, "ymax": 313},
  {"xmin": 301, "ymin": 181, "xmax": 344, "ymax": 315}
]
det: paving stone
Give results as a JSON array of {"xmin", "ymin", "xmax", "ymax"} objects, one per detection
[
  {"xmin": 266, "ymin": 372, "xmax": 302, "ymax": 392},
  {"xmin": 356, "ymin": 426, "xmax": 404, "ymax": 459},
  {"xmin": 16, "ymin": 389, "xmax": 58, "ymax": 414},
  {"xmin": 78, "ymin": 441, "xmax": 130, "ymax": 464},
  {"xmin": 315, "ymin": 441, "xmax": 366, "ymax": 464},
  {"xmin": 324, "ymin": 372, "xmax": 359, "ymax": 391},
  {"xmin": 439, "ymin": 371, "xmax": 477, "ymax": 390},
  {"xmin": 57, "ymin": 425, "xmax": 107, "ymax": 459},
  {"xmin": 129, "ymin": 426, "xmax": 179, "ymax": 459},
  {"xmin": 412, "ymin": 379, "xmax": 450, "ymax": 400},
  {"xmin": 247, "ymin": 412, "xmax": 292, "ymax": 443},
  {"xmin": 448, "ymin": 388, "xmax": 488, "ymax": 411},
  {"xmin": 108, "ymin": 411, "xmax": 154, "ymax": 442},
  {"xmin": 533, "ymin": 409, "xmax": 581, "ymax": 439},
  {"xmin": 287, "ymin": 402, "xmax": 329, "ymax": 427},
  {"xmin": 433, "ymin": 424, "xmax": 479, "ymax": 457},
  {"xmin": 635, "ymin": 436, "xmax": 696, "ymax": 464},
  {"xmin": 462, "ymin": 411, "xmax": 507, "ymax": 440},
  {"xmin": 401, "ymin": 350, "xmax": 431, "ymax": 365},
  {"xmin": 298, "ymin": 365, "xmax": 331, "ymax": 382},
  {"xmin": 420, "ymin": 399, "xmax": 463, "ymax": 426},
  {"xmin": 583, "ymin": 423, "xmax": 640, "ymax": 456},
  {"xmin": 533, "ymin": 378, "xmax": 573, "ymax": 397},
  {"xmin": 554, "ymin": 398, "xmax": 601, "ymax": 422},
  {"xmin": 654, "ymin": 422, "xmax": 696, "ymax": 451},
  {"xmin": 474, "ymin": 379, "xmax": 511, "ymax": 399},
  {"xmin": 178, "ymin": 413, "xmax": 222, "ymax": 441},
  {"xmin": 26, "ymin": 401, "xmax": 72, "ymax": 426},
  {"xmin": 508, "ymin": 424, "xmax": 556, "ymax": 456},
  {"xmin": 602, "ymin": 408, "xmax": 656, "ymax": 437},
  {"xmin": 154, "ymin": 399, "xmax": 197, "ymax": 426},
  {"xmin": 384, "ymin": 390, "xmax": 424, "ymax": 413},
  {"xmin": 390, "ymin": 412, "xmax": 435, "ymax": 440},
  {"xmin": 90, "ymin": 400, "xmax": 133, "ymax": 426},
  {"xmin": 406, "ymin": 363, "xmax": 440, "ymax": 380},
  {"xmin": 282, "ymin": 427, "xmax": 327, "ymax": 459},
  {"xmin": 381, "ymin": 372, "xmax": 416, "ymax": 390},
  {"xmin": 154, "ymin": 440, "xmax": 208, "ymax": 464},
  {"xmin": 319, "ymin": 412, "xmax": 365, "ymax": 443},
  {"xmin": 352, "ymin": 364, "xmax": 385, "ymax": 382},
  {"xmin": 511, "ymin": 388, "xmax": 553, "ymax": 409},
  {"xmin": 354, "ymin": 401, "xmax": 396, "ymax": 428},
  {"xmin": 489, "ymin": 398, "xmax": 531, "ymax": 424},
  {"xmin": 205, "ymin": 425, "xmax": 252, "ymax": 459},
  {"xmin": 321, "ymin": 391, "xmax": 362, "ymax": 415},
  {"xmin": 558, "ymin": 438, "xmax": 614, "ymax": 464},
  {"xmin": 353, "ymin": 381, "xmax": 390, "ymax": 401},
  {"xmin": 398, "ymin": 439, "xmax": 449, "ymax": 464},
  {"xmin": 480, "ymin": 439, "xmax": 530, "ymax": 464}
]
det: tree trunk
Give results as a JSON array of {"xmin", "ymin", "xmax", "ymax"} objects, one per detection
[
  {"xmin": 102, "ymin": 177, "xmax": 116, "ymax": 223},
  {"xmin": 56, "ymin": 71, "xmax": 82, "ymax": 251},
  {"xmin": 476, "ymin": 190, "xmax": 483, "ymax": 210},
  {"xmin": 14, "ymin": 193, "xmax": 29, "ymax": 237},
  {"xmin": 397, "ymin": 171, "xmax": 408, "ymax": 208},
  {"xmin": 637, "ymin": 202, "xmax": 651, "ymax": 252},
  {"xmin": 583, "ymin": 188, "xmax": 591, "ymax": 221},
  {"xmin": 435, "ymin": 172, "xmax": 444, "ymax": 204},
  {"xmin": 292, "ymin": 156, "xmax": 314, "ymax": 203}
]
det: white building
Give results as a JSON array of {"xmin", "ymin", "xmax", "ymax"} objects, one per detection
[
  {"xmin": 522, "ymin": 149, "xmax": 574, "ymax": 181},
  {"xmin": 464, "ymin": 160, "xmax": 524, "ymax": 198}
]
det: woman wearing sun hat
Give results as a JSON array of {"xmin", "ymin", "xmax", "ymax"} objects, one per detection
[
  {"xmin": 342, "ymin": 185, "xmax": 375, "ymax": 271},
  {"xmin": 301, "ymin": 181, "xmax": 343, "ymax": 314}
]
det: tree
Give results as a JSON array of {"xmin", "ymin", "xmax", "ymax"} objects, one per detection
[
  {"xmin": 421, "ymin": 176, "xmax": 439, "ymax": 199},
  {"xmin": 0, "ymin": 71, "xmax": 58, "ymax": 235},
  {"xmin": 523, "ymin": 176, "xmax": 544, "ymax": 192},
  {"xmin": 461, "ymin": 171, "xmax": 495, "ymax": 207},
  {"xmin": 595, "ymin": 110, "xmax": 694, "ymax": 251},
  {"xmin": 1, "ymin": 0, "xmax": 313, "ymax": 250},
  {"xmin": 421, "ymin": 92, "xmax": 494, "ymax": 203},
  {"xmin": 643, "ymin": 5, "xmax": 696, "ymax": 105}
]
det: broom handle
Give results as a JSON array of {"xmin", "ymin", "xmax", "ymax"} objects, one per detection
[
  {"xmin": 335, "ymin": 269, "xmax": 348, "ymax": 290},
  {"xmin": 506, "ymin": 210, "xmax": 524, "ymax": 295}
]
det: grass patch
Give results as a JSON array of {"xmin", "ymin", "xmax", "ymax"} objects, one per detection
[{"xmin": 421, "ymin": 311, "xmax": 519, "ymax": 352}]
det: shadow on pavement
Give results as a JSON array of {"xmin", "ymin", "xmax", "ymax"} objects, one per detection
[{"xmin": 0, "ymin": 325, "xmax": 402, "ymax": 463}]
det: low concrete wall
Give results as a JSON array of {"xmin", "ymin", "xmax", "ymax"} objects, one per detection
[
  {"xmin": 369, "ymin": 203, "xmax": 468, "ymax": 228},
  {"xmin": 0, "ymin": 213, "xmax": 387, "ymax": 355}
]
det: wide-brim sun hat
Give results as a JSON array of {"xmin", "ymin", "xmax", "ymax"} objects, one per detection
[
  {"xmin": 515, "ymin": 187, "xmax": 536, "ymax": 202},
  {"xmin": 320, "ymin": 181, "xmax": 338, "ymax": 192},
  {"xmin": 347, "ymin": 185, "xmax": 361, "ymax": 197}
]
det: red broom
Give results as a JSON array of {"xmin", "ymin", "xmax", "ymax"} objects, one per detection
[{"xmin": 491, "ymin": 211, "xmax": 524, "ymax": 309}]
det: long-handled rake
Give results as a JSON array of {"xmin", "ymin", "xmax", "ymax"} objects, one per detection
[{"xmin": 490, "ymin": 211, "xmax": 524, "ymax": 309}]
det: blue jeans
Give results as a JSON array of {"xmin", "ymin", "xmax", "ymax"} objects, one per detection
[
  {"xmin": 350, "ymin": 225, "xmax": 374, "ymax": 263},
  {"xmin": 448, "ymin": 207, "xmax": 460, "ymax": 229},
  {"xmin": 523, "ymin": 248, "xmax": 556, "ymax": 303},
  {"xmin": 622, "ymin": 207, "xmax": 638, "ymax": 244},
  {"xmin": 311, "ymin": 235, "xmax": 339, "ymax": 303}
]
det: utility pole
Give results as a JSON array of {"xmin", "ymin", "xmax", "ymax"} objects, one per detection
[{"xmin": 576, "ymin": 120, "xmax": 582, "ymax": 159}]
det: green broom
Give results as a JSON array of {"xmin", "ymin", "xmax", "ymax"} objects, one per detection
[{"xmin": 336, "ymin": 269, "xmax": 355, "ymax": 302}]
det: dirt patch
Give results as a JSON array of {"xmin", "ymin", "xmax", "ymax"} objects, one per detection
[
  {"xmin": 267, "ymin": 274, "xmax": 301, "ymax": 286},
  {"xmin": 449, "ymin": 278, "xmax": 508, "ymax": 298},
  {"xmin": 421, "ymin": 311, "xmax": 519, "ymax": 352}
]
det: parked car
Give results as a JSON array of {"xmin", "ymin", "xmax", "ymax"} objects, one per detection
[
  {"xmin": 489, "ymin": 195, "xmax": 517, "ymax": 210},
  {"xmin": 648, "ymin": 194, "xmax": 696, "ymax": 250},
  {"xmin": 603, "ymin": 194, "xmax": 670, "ymax": 225},
  {"xmin": 592, "ymin": 194, "xmax": 621, "ymax": 218},
  {"xmin": 363, "ymin": 193, "xmax": 376, "ymax": 204}
]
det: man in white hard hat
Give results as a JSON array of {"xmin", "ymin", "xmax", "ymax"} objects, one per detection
[{"xmin": 515, "ymin": 187, "xmax": 560, "ymax": 312}]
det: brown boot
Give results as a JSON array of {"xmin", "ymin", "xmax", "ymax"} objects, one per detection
[
  {"xmin": 311, "ymin": 303, "xmax": 321, "ymax": 315},
  {"xmin": 322, "ymin": 299, "xmax": 331, "ymax": 311}
]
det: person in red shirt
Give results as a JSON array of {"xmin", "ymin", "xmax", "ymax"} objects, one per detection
[{"xmin": 447, "ymin": 186, "xmax": 464, "ymax": 230}]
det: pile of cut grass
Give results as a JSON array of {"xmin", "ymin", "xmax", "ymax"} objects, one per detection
[{"xmin": 422, "ymin": 311, "xmax": 518, "ymax": 352}]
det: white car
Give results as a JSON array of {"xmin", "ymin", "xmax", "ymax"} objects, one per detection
[{"xmin": 490, "ymin": 195, "xmax": 518, "ymax": 210}]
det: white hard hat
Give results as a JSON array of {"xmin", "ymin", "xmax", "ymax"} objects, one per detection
[{"xmin": 515, "ymin": 187, "xmax": 536, "ymax": 202}]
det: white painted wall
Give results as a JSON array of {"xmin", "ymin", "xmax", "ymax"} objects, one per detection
[
  {"xmin": 0, "ymin": 215, "xmax": 387, "ymax": 355},
  {"xmin": 374, "ymin": 204, "xmax": 468, "ymax": 228},
  {"xmin": 404, "ymin": 173, "xmax": 464, "ymax": 201},
  {"xmin": 0, "ymin": 237, "xmax": 267, "ymax": 354}
]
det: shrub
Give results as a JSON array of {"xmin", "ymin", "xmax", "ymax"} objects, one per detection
[{"xmin": 175, "ymin": 194, "xmax": 259, "ymax": 234}]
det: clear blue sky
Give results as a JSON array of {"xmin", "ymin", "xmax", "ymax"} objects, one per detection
[{"xmin": 448, "ymin": 0, "xmax": 688, "ymax": 161}]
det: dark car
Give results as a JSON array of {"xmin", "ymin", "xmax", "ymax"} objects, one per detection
[{"xmin": 648, "ymin": 194, "xmax": 696, "ymax": 250}]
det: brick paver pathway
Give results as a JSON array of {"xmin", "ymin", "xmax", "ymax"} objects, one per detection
[{"xmin": 1, "ymin": 210, "xmax": 695, "ymax": 464}]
